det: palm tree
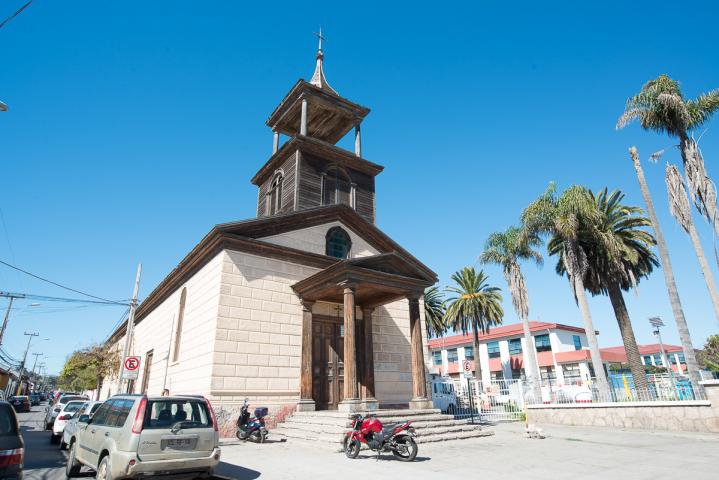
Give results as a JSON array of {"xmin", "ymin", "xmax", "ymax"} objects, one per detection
[
  {"xmin": 479, "ymin": 226, "xmax": 543, "ymax": 399},
  {"xmin": 443, "ymin": 267, "xmax": 504, "ymax": 381},
  {"xmin": 618, "ymin": 75, "xmax": 719, "ymax": 232},
  {"xmin": 423, "ymin": 286, "xmax": 447, "ymax": 338},
  {"xmin": 628, "ymin": 147, "xmax": 703, "ymax": 388},
  {"xmin": 665, "ymin": 164, "xmax": 719, "ymax": 321},
  {"xmin": 548, "ymin": 188, "xmax": 658, "ymax": 392},
  {"xmin": 521, "ymin": 183, "xmax": 610, "ymax": 393}
]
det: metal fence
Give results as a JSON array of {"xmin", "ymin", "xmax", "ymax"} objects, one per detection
[{"xmin": 439, "ymin": 373, "xmax": 708, "ymax": 423}]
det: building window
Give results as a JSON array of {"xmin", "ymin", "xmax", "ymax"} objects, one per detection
[
  {"xmin": 653, "ymin": 353, "xmax": 664, "ymax": 366},
  {"xmin": 325, "ymin": 227, "xmax": 352, "ymax": 259},
  {"xmin": 643, "ymin": 355, "xmax": 653, "ymax": 365},
  {"xmin": 447, "ymin": 349, "xmax": 458, "ymax": 363},
  {"xmin": 267, "ymin": 171, "xmax": 283, "ymax": 215},
  {"xmin": 508, "ymin": 338, "xmax": 522, "ymax": 355},
  {"xmin": 464, "ymin": 346, "xmax": 474, "ymax": 360},
  {"xmin": 511, "ymin": 368, "xmax": 525, "ymax": 380},
  {"xmin": 172, "ymin": 287, "xmax": 187, "ymax": 362},
  {"xmin": 563, "ymin": 364, "xmax": 582, "ymax": 384},
  {"xmin": 540, "ymin": 366, "xmax": 556, "ymax": 382},
  {"xmin": 432, "ymin": 351, "xmax": 442, "ymax": 366},
  {"xmin": 322, "ymin": 167, "xmax": 353, "ymax": 207},
  {"xmin": 677, "ymin": 353, "xmax": 685, "ymax": 364},
  {"xmin": 141, "ymin": 350, "xmax": 153, "ymax": 394},
  {"xmin": 487, "ymin": 341, "xmax": 501, "ymax": 358},
  {"xmin": 535, "ymin": 334, "xmax": 552, "ymax": 352},
  {"xmin": 491, "ymin": 370, "xmax": 505, "ymax": 381},
  {"xmin": 572, "ymin": 335, "xmax": 582, "ymax": 351}
]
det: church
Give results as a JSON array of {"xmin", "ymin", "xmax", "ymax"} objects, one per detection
[{"xmin": 104, "ymin": 38, "xmax": 437, "ymax": 433}]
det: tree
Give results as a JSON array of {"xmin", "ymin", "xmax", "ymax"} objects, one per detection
[
  {"xmin": 443, "ymin": 267, "xmax": 504, "ymax": 380},
  {"xmin": 479, "ymin": 226, "xmax": 542, "ymax": 399},
  {"xmin": 628, "ymin": 147, "xmax": 703, "ymax": 388},
  {"xmin": 423, "ymin": 286, "xmax": 447, "ymax": 338},
  {"xmin": 698, "ymin": 335, "xmax": 719, "ymax": 373},
  {"xmin": 58, "ymin": 344, "xmax": 120, "ymax": 399},
  {"xmin": 618, "ymin": 76, "xmax": 719, "ymax": 322},
  {"xmin": 548, "ymin": 188, "xmax": 657, "ymax": 392},
  {"xmin": 522, "ymin": 183, "xmax": 610, "ymax": 393},
  {"xmin": 665, "ymin": 164, "xmax": 719, "ymax": 321}
]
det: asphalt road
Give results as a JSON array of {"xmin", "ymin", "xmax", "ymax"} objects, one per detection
[{"xmin": 17, "ymin": 403, "xmax": 78, "ymax": 480}]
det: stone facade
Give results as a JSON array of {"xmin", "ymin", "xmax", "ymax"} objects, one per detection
[{"xmin": 527, "ymin": 380, "xmax": 719, "ymax": 433}]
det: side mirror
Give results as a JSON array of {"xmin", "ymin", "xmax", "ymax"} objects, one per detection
[{"xmin": 78, "ymin": 414, "xmax": 91, "ymax": 424}]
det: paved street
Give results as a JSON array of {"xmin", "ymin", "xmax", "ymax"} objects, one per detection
[{"xmin": 17, "ymin": 405, "xmax": 719, "ymax": 480}]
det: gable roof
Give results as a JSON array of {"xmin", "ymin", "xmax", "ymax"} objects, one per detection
[{"xmin": 107, "ymin": 205, "xmax": 436, "ymax": 344}]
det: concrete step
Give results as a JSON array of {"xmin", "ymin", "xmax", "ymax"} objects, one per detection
[{"xmin": 283, "ymin": 413, "xmax": 453, "ymax": 426}]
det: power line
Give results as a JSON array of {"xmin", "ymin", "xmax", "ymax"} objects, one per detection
[
  {"xmin": 0, "ymin": 1, "xmax": 32, "ymax": 30},
  {"xmin": 0, "ymin": 291, "xmax": 128, "ymax": 306},
  {"xmin": 0, "ymin": 260, "xmax": 127, "ymax": 304}
]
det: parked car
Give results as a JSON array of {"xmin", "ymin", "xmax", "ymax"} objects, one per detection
[
  {"xmin": 430, "ymin": 375, "xmax": 458, "ymax": 414},
  {"xmin": 44, "ymin": 394, "xmax": 86, "ymax": 430},
  {"xmin": 51, "ymin": 401, "xmax": 86, "ymax": 444},
  {"xmin": 7, "ymin": 397, "xmax": 30, "ymax": 414},
  {"xmin": 0, "ymin": 401, "xmax": 24, "ymax": 479},
  {"xmin": 60, "ymin": 401, "xmax": 103, "ymax": 450},
  {"xmin": 28, "ymin": 395, "xmax": 40, "ymax": 407},
  {"xmin": 66, "ymin": 395, "xmax": 221, "ymax": 479}
]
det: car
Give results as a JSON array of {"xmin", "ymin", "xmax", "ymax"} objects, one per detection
[
  {"xmin": 0, "ymin": 401, "xmax": 24, "ymax": 480},
  {"xmin": 66, "ymin": 394, "xmax": 221, "ymax": 479},
  {"xmin": 50, "ymin": 400, "xmax": 86, "ymax": 444},
  {"xmin": 430, "ymin": 375, "xmax": 459, "ymax": 414},
  {"xmin": 44, "ymin": 394, "xmax": 87, "ymax": 430},
  {"xmin": 60, "ymin": 401, "xmax": 103, "ymax": 451},
  {"xmin": 28, "ymin": 395, "xmax": 40, "ymax": 407},
  {"xmin": 7, "ymin": 397, "xmax": 30, "ymax": 414}
]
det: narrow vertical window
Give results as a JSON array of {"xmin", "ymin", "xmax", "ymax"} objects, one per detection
[
  {"xmin": 322, "ymin": 167, "xmax": 352, "ymax": 207},
  {"xmin": 172, "ymin": 287, "xmax": 187, "ymax": 362},
  {"xmin": 267, "ymin": 172, "xmax": 283, "ymax": 215}
]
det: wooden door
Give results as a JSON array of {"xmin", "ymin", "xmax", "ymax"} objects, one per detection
[{"xmin": 312, "ymin": 319, "xmax": 344, "ymax": 410}]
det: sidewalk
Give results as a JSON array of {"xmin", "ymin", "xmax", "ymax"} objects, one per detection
[{"xmin": 215, "ymin": 422, "xmax": 719, "ymax": 479}]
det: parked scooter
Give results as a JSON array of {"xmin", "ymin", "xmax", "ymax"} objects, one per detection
[
  {"xmin": 343, "ymin": 413, "xmax": 418, "ymax": 461},
  {"xmin": 235, "ymin": 398, "xmax": 269, "ymax": 443}
]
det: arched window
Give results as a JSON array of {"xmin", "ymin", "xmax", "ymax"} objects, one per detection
[
  {"xmin": 322, "ymin": 167, "xmax": 352, "ymax": 207},
  {"xmin": 172, "ymin": 287, "xmax": 187, "ymax": 362},
  {"xmin": 267, "ymin": 172, "xmax": 284, "ymax": 215},
  {"xmin": 326, "ymin": 227, "xmax": 352, "ymax": 259}
]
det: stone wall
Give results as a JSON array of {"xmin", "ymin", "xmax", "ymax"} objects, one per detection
[
  {"xmin": 527, "ymin": 380, "xmax": 719, "ymax": 433},
  {"xmin": 258, "ymin": 220, "xmax": 379, "ymax": 258}
]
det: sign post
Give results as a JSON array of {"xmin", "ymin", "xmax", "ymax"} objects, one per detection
[
  {"xmin": 122, "ymin": 356, "xmax": 141, "ymax": 381},
  {"xmin": 462, "ymin": 360, "xmax": 476, "ymax": 424}
]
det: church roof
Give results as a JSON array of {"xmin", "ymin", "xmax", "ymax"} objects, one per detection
[
  {"xmin": 106, "ymin": 205, "xmax": 437, "ymax": 343},
  {"xmin": 309, "ymin": 42, "xmax": 337, "ymax": 95}
]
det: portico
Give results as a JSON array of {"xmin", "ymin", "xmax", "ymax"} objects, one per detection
[{"xmin": 293, "ymin": 254, "xmax": 435, "ymax": 412}]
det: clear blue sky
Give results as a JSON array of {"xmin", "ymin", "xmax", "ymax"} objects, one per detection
[{"xmin": 1, "ymin": 1, "xmax": 718, "ymax": 374}]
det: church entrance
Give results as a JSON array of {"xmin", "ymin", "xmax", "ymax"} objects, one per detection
[{"xmin": 312, "ymin": 316, "xmax": 344, "ymax": 410}]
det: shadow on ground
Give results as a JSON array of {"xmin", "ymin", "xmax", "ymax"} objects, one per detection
[{"xmin": 214, "ymin": 461, "xmax": 261, "ymax": 480}]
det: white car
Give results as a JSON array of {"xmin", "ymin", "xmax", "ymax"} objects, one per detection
[
  {"xmin": 51, "ymin": 400, "xmax": 85, "ymax": 444},
  {"xmin": 60, "ymin": 400, "xmax": 103, "ymax": 450},
  {"xmin": 430, "ymin": 375, "xmax": 459, "ymax": 414}
]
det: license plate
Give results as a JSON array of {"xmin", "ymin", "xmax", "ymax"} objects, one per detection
[{"xmin": 161, "ymin": 438, "xmax": 196, "ymax": 450}]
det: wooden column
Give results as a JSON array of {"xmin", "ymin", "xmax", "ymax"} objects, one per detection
[
  {"xmin": 409, "ymin": 295, "xmax": 429, "ymax": 402},
  {"xmin": 343, "ymin": 285, "xmax": 359, "ymax": 401},
  {"xmin": 362, "ymin": 307, "xmax": 376, "ymax": 401},
  {"xmin": 272, "ymin": 129, "xmax": 279, "ymax": 154},
  {"xmin": 300, "ymin": 98, "xmax": 308, "ymax": 136},
  {"xmin": 354, "ymin": 123, "xmax": 362, "ymax": 157},
  {"xmin": 298, "ymin": 299, "xmax": 315, "ymax": 411}
]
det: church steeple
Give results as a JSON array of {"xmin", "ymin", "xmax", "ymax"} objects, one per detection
[{"xmin": 309, "ymin": 28, "xmax": 338, "ymax": 95}]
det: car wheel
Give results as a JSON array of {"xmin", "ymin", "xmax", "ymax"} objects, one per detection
[
  {"xmin": 65, "ymin": 442, "xmax": 82, "ymax": 478},
  {"xmin": 96, "ymin": 456, "xmax": 113, "ymax": 480}
]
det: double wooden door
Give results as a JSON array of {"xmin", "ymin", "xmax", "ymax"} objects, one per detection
[{"xmin": 312, "ymin": 319, "xmax": 344, "ymax": 410}]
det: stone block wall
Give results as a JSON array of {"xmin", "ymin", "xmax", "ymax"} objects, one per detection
[{"xmin": 259, "ymin": 220, "xmax": 379, "ymax": 258}]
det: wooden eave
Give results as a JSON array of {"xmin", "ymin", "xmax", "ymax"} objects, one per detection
[
  {"xmin": 251, "ymin": 135, "xmax": 384, "ymax": 186},
  {"xmin": 266, "ymin": 80, "xmax": 370, "ymax": 144}
]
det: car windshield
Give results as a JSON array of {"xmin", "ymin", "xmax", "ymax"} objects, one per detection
[
  {"xmin": 0, "ymin": 405, "xmax": 18, "ymax": 436},
  {"xmin": 64, "ymin": 401, "xmax": 84, "ymax": 413},
  {"xmin": 59, "ymin": 396, "xmax": 84, "ymax": 404},
  {"xmin": 144, "ymin": 399, "xmax": 212, "ymax": 430}
]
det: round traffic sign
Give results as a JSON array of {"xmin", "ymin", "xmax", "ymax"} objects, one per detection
[{"xmin": 124, "ymin": 357, "xmax": 140, "ymax": 371}]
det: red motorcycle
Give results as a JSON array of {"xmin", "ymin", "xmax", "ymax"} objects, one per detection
[{"xmin": 343, "ymin": 414, "xmax": 418, "ymax": 461}]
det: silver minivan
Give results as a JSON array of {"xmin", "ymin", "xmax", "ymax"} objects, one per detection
[{"xmin": 65, "ymin": 394, "xmax": 221, "ymax": 479}]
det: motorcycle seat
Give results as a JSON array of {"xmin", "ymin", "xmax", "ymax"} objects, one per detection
[{"xmin": 382, "ymin": 423, "xmax": 403, "ymax": 435}]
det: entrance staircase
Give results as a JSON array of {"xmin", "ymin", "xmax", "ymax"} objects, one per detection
[{"xmin": 273, "ymin": 409, "xmax": 493, "ymax": 450}]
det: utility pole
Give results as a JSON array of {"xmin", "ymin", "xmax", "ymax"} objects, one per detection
[
  {"xmin": 0, "ymin": 293, "xmax": 25, "ymax": 345},
  {"xmin": 30, "ymin": 352, "xmax": 43, "ymax": 375},
  {"xmin": 16, "ymin": 332, "xmax": 38, "ymax": 395},
  {"xmin": 121, "ymin": 264, "xmax": 142, "ymax": 394}
]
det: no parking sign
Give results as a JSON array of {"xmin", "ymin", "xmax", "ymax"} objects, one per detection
[{"xmin": 122, "ymin": 356, "xmax": 141, "ymax": 380}]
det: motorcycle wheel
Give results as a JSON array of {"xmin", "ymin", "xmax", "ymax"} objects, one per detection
[
  {"xmin": 392, "ymin": 436, "xmax": 418, "ymax": 462},
  {"xmin": 250, "ymin": 430, "xmax": 266, "ymax": 444},
  {"xmin": 343, "ymin": 436, "xmax": 361, "ymax": 459},
  {"xmin": 236, "ymin": 430, "xmax": 248, "ymax": 441}
]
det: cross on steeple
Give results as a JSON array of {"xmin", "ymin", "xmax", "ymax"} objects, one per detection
[{"xmin": 314, "ymin": 27, "xmax": 325, "ymax": 51}]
